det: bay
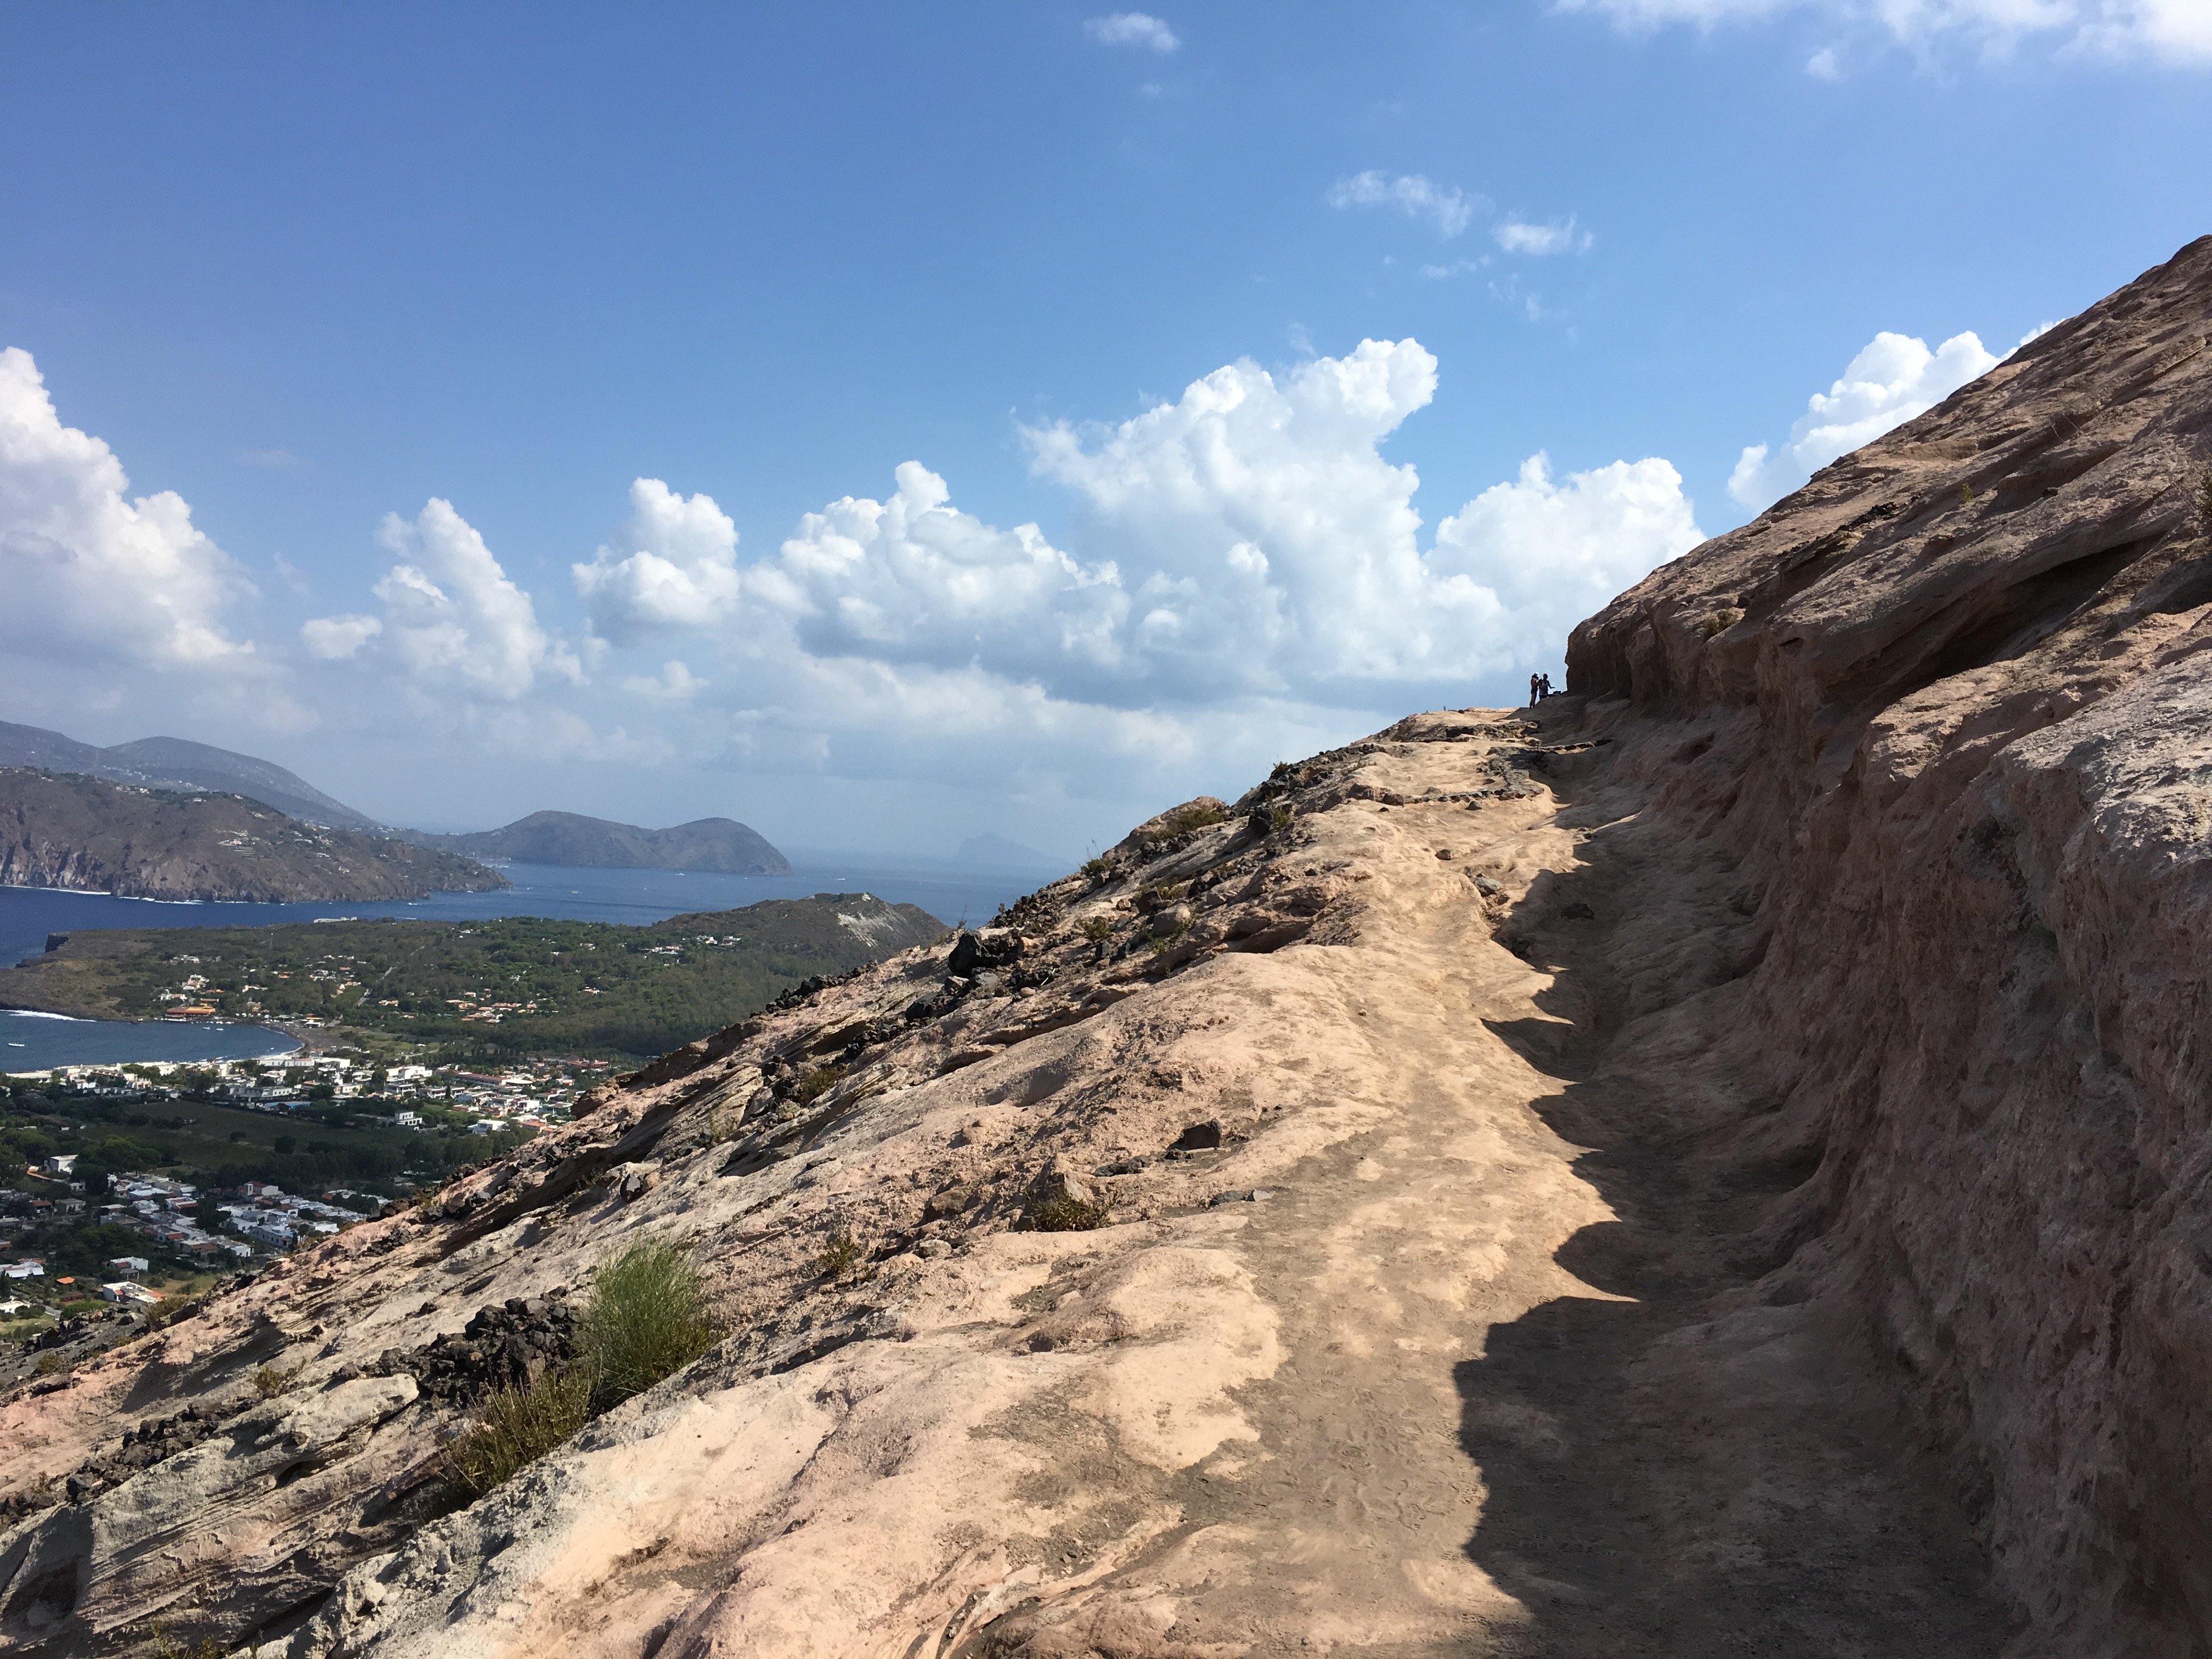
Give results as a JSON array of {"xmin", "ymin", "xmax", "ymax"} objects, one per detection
[
  {"xmin": 1, "ymin": 1008, "xmax": 300, "ymax": 1071},
  {"xmin": 0, "ymin": 856, "xmax": 1060, "ymax": 1068}
]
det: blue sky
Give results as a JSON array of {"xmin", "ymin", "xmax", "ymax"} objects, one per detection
[{"xmin": 3, "ymin": 2, "xmax": 2207, "ymax": 857}]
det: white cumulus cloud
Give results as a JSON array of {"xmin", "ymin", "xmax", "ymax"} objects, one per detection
[
  {"xmin": 300, "ymin": 613, "xmax": 381, "ymax": 659},
  {"xmin": 1327, "ymin": 172, "xmax": 1484, "ymax": 239},
  {"xmin": 1728, "ymin": 328, "xmax": 2000, "ymax": 510},
  {"xmin": 622, "ymin": 659, "xmax": 708, "ymax": 701},
  {"xmin": 753, "ymin": 460, "xmax": 1129, "ymax": 687},
  {"xmin": 599, "ymin": 340, "xmax": 1700, "ymax": 738},
  {"xmin": 307, "ymin": 499, "xmax": 581, "ymax": 702},
  {"xmin": 573, "ymin": 477, "xmax": 743, "ymax": 642},
  {"xmin": 1084, "ymin": 12, "xmax": 1180, "ymax": 51},
  {"xmin": 0, "ymin": 346, "xmax": 257, "ymax": 672}
]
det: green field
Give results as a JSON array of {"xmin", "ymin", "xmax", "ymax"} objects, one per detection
[{"xmin": 0, "ymin": 893, "xmax": 947, "ymax": 1060}]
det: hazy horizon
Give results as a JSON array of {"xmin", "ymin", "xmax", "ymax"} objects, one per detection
[{"xmin": 3, "ymin": 2, "xmax": 2205, "ymax": 856}]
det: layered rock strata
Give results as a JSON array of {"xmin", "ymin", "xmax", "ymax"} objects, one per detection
[{"xmin": 1565, "ymin": 233, "xmax": 2212, "ymax": 1655}]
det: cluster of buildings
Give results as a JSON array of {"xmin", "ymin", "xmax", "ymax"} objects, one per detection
[
  {"xmin": 10, "ymin": 1053, "xmax": 602, "ymax": 1131},
  {"xmin": 2, "ymin": 1169, "xmax": 381, "ymax": 1312}
]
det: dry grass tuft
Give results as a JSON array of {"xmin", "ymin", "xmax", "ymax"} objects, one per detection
[{"xmin": 444, "ymin": 1364, "xmax": 594, "ymax": 1502}]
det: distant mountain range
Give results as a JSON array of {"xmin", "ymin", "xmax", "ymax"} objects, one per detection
[
  {"xmin": 0, "ymin": 720, "xmax": 793, "ymax": 877},
  {"xmin": 0, "ymin": 721, "xmax": 380, "ymax": 830},
  {"xmin": 397, "ymin": 811, "xmax": 792, "ymax": 874},
  {"xmin": 0, "ymin": 768, "xmax": 507, "ymax": 903}
]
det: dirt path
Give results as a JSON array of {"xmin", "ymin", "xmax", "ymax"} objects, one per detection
[{"xmin": 949, "ymin": 708, "xmax": 2016, "ymax": 1655}]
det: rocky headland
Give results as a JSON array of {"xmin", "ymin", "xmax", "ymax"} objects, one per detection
[
  {"xmin": 1, "ymin": 238, "xmax": 2207, "ymax": 1657},
  {"xmin": 0, "ymin": 770, "xmax": 506, "ymax": 904},
  {"xmin": 397, "ymin": 811, "xmax": 790, "ymax": 874}
]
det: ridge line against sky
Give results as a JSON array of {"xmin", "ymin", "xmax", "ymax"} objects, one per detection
[{"xmin": 0, "ymin": 2, "xmax": 2204, "ymax": 854}]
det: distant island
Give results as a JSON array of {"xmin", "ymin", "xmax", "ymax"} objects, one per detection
[
  {"xmin": 0, "ymin": 769, "xmax": 506, "ymax": 903},
  {"xmin": 398, "ymin": 810, "xmax": 792, "ymax": 874},
  {"xmin": 0, "ymin": 719, "xmax": 381, "ymax": 830}
]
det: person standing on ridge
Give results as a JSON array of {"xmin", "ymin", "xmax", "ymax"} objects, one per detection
[{"xmin": 1529, "ymin": 672, "xmax": 1542, "ymax": 706}]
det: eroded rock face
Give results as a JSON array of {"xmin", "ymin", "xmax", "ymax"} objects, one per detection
[
  {"xmin": 0, "ymin": 1375, "xmax": 421, "ymax": 1652},
  {"xmin": 0, "ymin": 241, "xmax": 2205, "ymax": 1659},
  {"xmin": 1568, "ymin": 234, "xmax": 2212, "ymax": 1654}
]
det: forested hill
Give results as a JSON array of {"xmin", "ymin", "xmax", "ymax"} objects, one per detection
[
  {"xmin": 0, "ymin": 891, "xmax": 946, "ymax": 1060},
  {"xmin": 399, "ymin": 810, "xmax": 791, "ymax": 873},
  {"xmin": 0, "ymin": 769, "xmax": 505, "ymax": 902}
]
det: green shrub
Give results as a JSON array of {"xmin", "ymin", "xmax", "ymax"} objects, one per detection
[
  {"xmin": 2196, "ymin": 464, "xmax": 2212, "ymax": 535},
  {"xmin": 578, "ymin": 1241, "xmax": 716, "ymax": 1412},
  {"xmin": 790, "ymin": 1063, "xmax": 846, "ymax": 1108},
  {"xmin": 251, "ymin": 1361, "xmax": 304, "ymax": 1399},
  {"xmin": 444, "ymin": 1364, "xmax": 594, "ymax": 1501},
  {"xmin": 1079, "ymin": 915, "xmax": 1115, "ymax": 943},
  {"xmin": 815, "ymin": 1229, "xmax": 867, "ymax": 1282},
  {"xmin": 1165, "ymin": 802, "xmax": 1226, "ymax": 835},
  {"xmin": 1030, "ymin": 1192, "xmax": 1114, "ymax": 1233},
  {"xmin": 440, "ymin": 1241, "xmax": 717, "ymax": 1505}
]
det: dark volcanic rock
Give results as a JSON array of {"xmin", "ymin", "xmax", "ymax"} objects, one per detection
[{"xmin": 383, "ymin": 1293, "xmax": 580, "ymax": 1404}]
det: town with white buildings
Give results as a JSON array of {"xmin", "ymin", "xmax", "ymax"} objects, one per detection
[{"xmin": 2, "ymin": 1052, "xmax": 608, "ymax": 1334}]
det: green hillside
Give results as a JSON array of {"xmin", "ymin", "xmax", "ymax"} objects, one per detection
[{"xmin": 0, "ymin": 893, "xmax": 946, "ymax": 1060}]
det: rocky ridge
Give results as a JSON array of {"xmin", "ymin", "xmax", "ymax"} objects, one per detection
[{"xmin": 0, "ymin": 238, "xmax": 2206, "ymax": 1657}]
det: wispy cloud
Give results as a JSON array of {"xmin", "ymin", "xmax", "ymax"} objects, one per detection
[
  {"xmin": 239, "ymin": 447, "xmax": 310, "ymax": 470},
  {"xmin": 1084, "ymin": 12, "xmax": 1180, "ymax": 52},
  {"xmin": 1493, "ymin": 216, "xmax": 1592, "ymax": 256},
  {"xmin": 1327, "ymin": 171, "xmax": 1485, "ymax": 239},
  {"xmin": 1554, "ymin": 0, "xmax": 2212, "ymax": 66}
]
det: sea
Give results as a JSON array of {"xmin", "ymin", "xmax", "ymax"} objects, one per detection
[{"xmin": 0, "ymin": 856, "xmax": 1060, "ymax": 1071}]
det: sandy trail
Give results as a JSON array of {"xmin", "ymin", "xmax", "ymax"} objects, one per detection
[{"xmin": 912, "ymin": 708, "xmax": 2014, "ymax": 1656}]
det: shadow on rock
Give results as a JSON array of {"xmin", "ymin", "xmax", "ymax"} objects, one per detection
[{"xmin": 1452, "ymin": 798, "xmax": 2015, "ymax": 1658}]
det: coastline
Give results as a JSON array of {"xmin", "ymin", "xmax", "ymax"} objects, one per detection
[{"xmin": 1, "ymin": 1006, "xmax": 302, "ymax": 1070}]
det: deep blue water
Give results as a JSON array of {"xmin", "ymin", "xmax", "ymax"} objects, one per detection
[
  {"xmin": 0, "ymin": 857, "xmax": 1058, "ymax": 1067},
  {"xmin": 1, "ymin": 1008, "xmax": 300, "ymax": 1071}
]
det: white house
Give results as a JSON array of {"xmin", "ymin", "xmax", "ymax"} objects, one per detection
[
  {"xmin": 106, "ymin": 1255, "xmax": 150, "ymax": 1276},
  {"xmin": 100, "ymin": 1282, "xmax": 163, "ymax": 1306},
  {"xmin": 4, "ymin": 1260, "xmax": 45, "ymax": 1280}
]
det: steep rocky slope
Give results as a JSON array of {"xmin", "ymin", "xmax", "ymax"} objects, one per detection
[
  {"xmin": 0, "ymin": 770, "xmax": 505, "ymax": 903},
  {"xmin": 0, "ymin": 239, "xmax": 2204, "ymax": 1658}
]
